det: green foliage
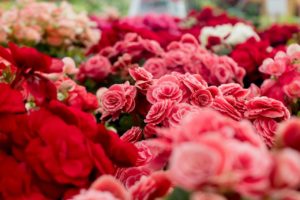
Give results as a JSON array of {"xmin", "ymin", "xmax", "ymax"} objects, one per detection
[{"xmin": 166, "ymin": 187, "xmax": 190, "ymax": 200}]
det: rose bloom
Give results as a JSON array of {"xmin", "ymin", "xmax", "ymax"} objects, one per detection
[
  {"xmin": 115, "ymin": 167, "xmax": 151, "ymax": 189},
  {"xmin": 145, "ymin": 100, "xmax": 174, "ymax": 125},
  {"xmin": 78, "ymin": 54, "xmax": 112, "ymax": 82},
  {"xmin": 271, "ymin": 148, "xmax": 300, "ymax": 189},
  {"xmin": 245, "ymin": 97, "xmax": 290, "ymax": 120},
  {"xmin": 165, "ymin": 103, "xmax": 198, "ymax": 127},
  {"xmin": 253, "ymin": 117, "xmax": 277, "ymax": 148},
  {"xmin": 146, "ymin": 75, "xmax": 183, "ymax": 104},
  {"xmin": 100, "ymin": 82, "xmax": 137, "ymax": 120},
  {"xmin": 277, "ymin": 118, "xmax": 300, "ymax": 152},
  {"xmin": 169, "ymin": 141, "xmax": 227, "ymax": 190},
  {"xmin": 190, "ymin": 88, "xmax": 214, "ymax": 107},
  {"xmin": 143, "ymin": 58, "xmax": 167, "ymax": 79}
]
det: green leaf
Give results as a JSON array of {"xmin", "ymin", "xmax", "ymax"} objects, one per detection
[{"xmin": 166, "ymin": 187, "xmax": 190, "ymax": 200}]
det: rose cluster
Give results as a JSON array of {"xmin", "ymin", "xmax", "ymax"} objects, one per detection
[
  {"xmin": 0, "ymin": 0, "xmax": 100, "ymax": 52},
  {"xmin": 0, "ymin": 43, "xmax": 138, "ymax": 199}
]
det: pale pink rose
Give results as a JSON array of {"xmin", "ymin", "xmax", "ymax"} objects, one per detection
[
  {"xmin": 145, "ymin": 100, "xmax": 174, "ymax": 125},
  {"xmin": 271, "ymin": 148, "xmax": 300, "ymax": 189},
  {"xmin": 146, "ymin": 75, "xmax": 183, "ymax": 104},
  {"xmin": 90, "ymin": 175, "xmax": 130, "ymax": 200},
  {"xmin": 277, "ymin": 118, "xmax": 300, "ymax": 152},
  {"xmin": 253, "ymin": 117, "xmax": 277, "ymax": 148},
  {"xmin": 121, "ymin": 127, "xmax": 142, "ymax": 143},
  {"xmin": 191, "ymin": 192, "xmax": 226, "ymax": 200},
  {"xmin": 165, "ymin": 103, "xmax": 199, "ymax": 127},
  {"xmin": 115, "ymin": 167, "xmax": 151, "ymax": 189},
  {"xmin": 259, "ymin": 52, "xmax": 288, "ymax": 76},
  {"xmin": 78, "ymin": 54, "xmax": 111, "ymax": 82},
  {"xmin": 62, "ymin": 57, "xmax": 78, "ymax": 75},
  {"xmin": 169, "ymin": 141, "xmax": 227, "ymax": 190},
  {"xmin": 100, "ymin": 82, "xmax": 137, "ymax": 120},
  {"xmin": 72, "ymin": 190, "xmax": 120, "ymax": 200},
  {"xmin": 130, "ymin": 171, "xmax": 171, "ymax": 200},
  {"xmin": 283, "ymin": 79, "xmax": 300, "ymax": 99},
  {"xmin": 143, "ymin": 58, "xmax": 167, "ymax": 79},
  {"xmin": 190, "ymin": 89, "xmax": 213, "ymax": 107},
  {"xmin": 287, "ymin": 43, "xmax": 300, "ymax": 61},
  {"xmin": 14, "ymin": 25, "xmax": 41, "ymax": 43},
  {"xmin": 245, "ymin": 97, "xmax": 290, "ymax": 120},
  {"xmin": 228, "ymin": 141, "xmax": 272, "ymax": 197}
]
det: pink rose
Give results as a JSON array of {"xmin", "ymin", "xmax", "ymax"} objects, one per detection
[
  {"xmin": 143, "ymin": 58, "xmax": 167, "ymax": 79},
  {"xmin": 165, "ymin": 103, "xmax": 199, "ymax": 127},
  {"xmin": 120, "ymin": 127, "xmax": 142, "ymax": 143},
  {"xmin": 271, "ymin": 149, "xmax": 300, "ymax": 189},
  {"xmin": 129, "ymin": 67, "xmax": 153, "ymax": 92},
  {"xmin": 164, "ymin": 50, "xmax": 188, "ymax": 69},
  {"xmin": 259, "ymin": 52, "xmax": 288, "ymax": 76},
  {"xmin": 245, "ymin": 97, "xmax": 290, "ymax": 120},
  {"xmin": 90, "ymin": 175, "xmax": 130, "ymax": 200},
  {"xmin": 100, "ymin": 82, "xmax": 137, "ymax": 120},
  {"xmin": 211, "ymin": 95, "xmax": 243, "ymax": 121},
  {"xmin": 190, "ymin": 89, "xmax": 214, "ymax": 107},
  {"xmin": 277, "ymin": 118, "xmax": 300, "ymax": 152},
  {"xmin": 130, "ymin": 171, "xmax": 171, "ymax": 200},
  {"xmin": 146, "ymin": 75, "xmax": 184, "ymax": 104},
  {"xmin": 169, "ymin": 141, "xmax": 227, "ymax": 190},
  {"xmin": 283, "ymin": 79, "xmax": 300, "ymax": 99},
  {"xmin": 115, "ymin": 167, "xmax": 151, "ymax": 189},
  {"xmin": 145, "ymin": 100, "xmax": 174, "ymax": 125},
  {"xmin": 219, "ymin": 83, "xmax": 248, "ymax": 100},
  {"xmin": 181, "ymin": 73, "xmax": 208, "ymax": 93},
  {"xmin": 228, "ymin": 141, "xmax": 272, "ymax": 197},
  {"xmin": 253, "ymin": 117, "xmax": 277, "ymax": 148},
  {"xmin": 78, "ymin": 54, "xmax": 111, "ymax": 82}
]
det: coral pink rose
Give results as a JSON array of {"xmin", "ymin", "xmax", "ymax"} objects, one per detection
[
  {"xmin": 169, "ymin": 141, "xmax": 227, "ymax": 190},
  {"xmin": 259, "ymin": 52, "xmax": 288, "ymax": 76},
  {"xmin": 143, "ymin": 58, "xmax": 167, "ymax": 79},
  {"xmin": 253, "ymin": 117, "xmax": 277, "ymax": 148},
  {"xmin": 271, "ymin": 149, "xmax": 300, "ymax": 189},
  {"xmin": 145, "ymin": 100, "xmax": 174, "ymax": 125},
  {"xmin": 277, "ymin": 118, "xmax": 300, "ymax": 152},
  {"xmin": 115, "ymin": 167, "xmax": 151, "ymax": 189},
  {"xmin": 121, "ymin": 127, "xmax": 142, "ymax": 143},
  {"xmin": 228, "ymin": 141, "xmax": 272, "ymax": 197},
  {"xmin": 190, "ymin": 89, "xmax": 214, "ymax": 107},
  {"xmin": 100, "ymin": 82, "xmax": 137, "ymax": 120},
  {"xmin": 130, "ymin": 171, "xmax": 171, "ymax": 200},
  {"xmin": 78, "ymin": 54, "xmax": 111, "ymax": 82},
  {"xmin": 165, "ymin": 103, "xmax": 198, "ymax": 127},
  {"xmin": 245, "ymin": 97, "xmax": 290, "ymax": 120},
  {"xmin": 129, "ymin": 67, "xmax": 153, "ymax": 92},
  {"xmin": 146, "ymin": 75, "xmax": 183, "ymax": 104},
  {"xmin": 283, "ymin": 79, "xmax": 300, "ymax": 99}
]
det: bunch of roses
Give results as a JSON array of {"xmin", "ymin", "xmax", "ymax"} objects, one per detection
[
  {"xmin": 0, "ymin": 43, "xmax": 139, "ymax": 199},
  {"xmin": 89, "ymin": 12, "xmax": 182, "ymax": 54},
  {"xmin": 259, "ymin": 44, "xmax": 300, "ymax": 113},
  {"xmin": 199, "ymin": 22, "xmax": 259, "ymax": 54},
  {"xmin": 98, "ymin": 65, "xmax": 289, "ymax": 148},
  {"xmin": 259, "ymin": 24, "xmax": 300, "ymax": 48},
  {"xmin": 79, "ymin": 34, "xmax": 246, "ymax": 87},
  {"xmin": 154, "ymin": 109, "xmax": 300, "ymax": 200},
  {"xmin": 77, "ymin": 33, "xmax": 163, "ymax": 84},
  {"xmin": 0, "ymin": 0, "xmax": 100, "ymax": 50}
]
